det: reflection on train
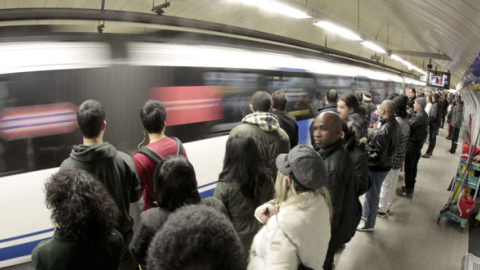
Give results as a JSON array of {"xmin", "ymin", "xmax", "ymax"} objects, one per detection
[{"xmin": 0, "ymin": 35, "xmax": 422, "ymax": 267}]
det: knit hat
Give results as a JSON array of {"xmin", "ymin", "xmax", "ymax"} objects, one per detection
[
  {"xmin": 276, "ymin": 145, "xmax": 328, "ymax": 190},
  {"xmin": 363, "ymin": 92, "xmax": 372, "ymax": 102}
]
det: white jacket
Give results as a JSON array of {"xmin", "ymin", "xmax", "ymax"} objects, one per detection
[{"xmin": 248, "ymin": 192, "xmax": 331, "ymax": 270}]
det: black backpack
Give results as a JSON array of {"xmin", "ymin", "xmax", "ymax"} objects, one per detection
[
  {"xmin": 137, "ymin": 137, "xmax": 184, "ymax": 163},
  {"xmin": 136, "ymin": 137, "xmax": 184, "ymax": 205}
]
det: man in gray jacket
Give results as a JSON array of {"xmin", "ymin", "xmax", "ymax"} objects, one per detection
[
  {"xmin": 60, "ymin": 100, "xmax": 142, "ymax": 270},
  {"xmin": 229, "ymin": 91, "xmax": 290, "ymax": 174},
  {"xmin": 448, "ymin": 95, "xmax": 464, "ymax": 154}
]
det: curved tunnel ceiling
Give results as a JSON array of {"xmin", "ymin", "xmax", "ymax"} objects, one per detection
[{"xmin": 1, "ymin": 0, "xmax": 479, "ymax": 88}]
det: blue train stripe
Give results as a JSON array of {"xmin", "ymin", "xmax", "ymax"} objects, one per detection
[
  {"xmin": 197, "ymin": 181, "xmax": 217, "ymax": 189},
  {"xmin": 0, "ymin": 187, "xmax": 217, "ymax": 262},
  {"xmin": 0, "ymin": 112, "xmax": 76, "ymax": 123},
  {"xmin": 0, "ymin": 228, "xmax": 55, "ymax": 244},
  {"xmin": 0, "ymin": 119, "xmax": 76, "ymax": 131},
  {"xmin": 0, "ymin": 238, "xmax": 50, "ymax": 261}
]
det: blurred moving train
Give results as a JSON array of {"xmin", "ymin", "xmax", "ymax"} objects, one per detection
[{"xmin": 0, "ymin": 32, "xmax": 423, "ymax": 267}]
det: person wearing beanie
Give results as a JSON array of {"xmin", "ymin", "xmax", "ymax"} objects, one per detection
[
  {"xmin": 248, "ymin": 145, "xmax": 332, "ymax": 270},
  {"xmin": 398, "ymin": 97, "xmax": 429, "ymax": 197},
  {"xmin": 362, "ymin": 92, "xmax": 376, "ymax": 122},
  {"xmin": 146, "ymin": 204, "xmax": 247, "ymax": 270}
]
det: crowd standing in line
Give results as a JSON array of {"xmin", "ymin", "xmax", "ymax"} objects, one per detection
[{"xmin": 32, "ymin": 88, "xmax": 462, "ymax": 270}]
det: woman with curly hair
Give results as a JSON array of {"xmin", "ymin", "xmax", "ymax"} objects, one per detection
[
  {"xmin": 214, "ymin": 134, "xmax": 274, "ymax": 252},
  {"xmin": 31, "ymin": 169, "xmax": 123, "ymax": 270},
  {"xmin": 129, "ymin": 155, "xmax": 226, "ymax": 269}
]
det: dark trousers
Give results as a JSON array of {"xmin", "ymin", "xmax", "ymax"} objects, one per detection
[
  {"xmin": 450, "ymin": 127, "xmax": 460, "ymax": 153},
  {"xmin": 426, "ymin": 125, "xmax": 439, "ymax": 154},
  {"xmin": 404, "ymin": 148, "xmax": 421, "ymax": 192}
]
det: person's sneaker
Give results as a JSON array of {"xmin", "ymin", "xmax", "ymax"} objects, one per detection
[
  {"xmin": 446, "ymin": 136, "xmax": 452, "ymax": 140},
  {"xmin": 401, "ymin": 186, "xmax": 406, "ymax": 192},
  {"xmin": 357, "ymin": 224, "xmax": 374, "ymax": 232},
  {"xmin": 377, "ymin": 210, "xmax": 388, "ymax": 218},
  {"xmin": 397, "ymin": 190, "xmax": 413, "ymax": 198},
  {"xmin": 422, "ymin": 153, "xmax": 431, "ymax": 158},
  {"xmin": 361, "ymin": 215, "xmax": 366, "ymax": 221}
]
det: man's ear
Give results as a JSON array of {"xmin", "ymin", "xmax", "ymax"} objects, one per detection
[
  {"xmin": 250, "ymin": 104, "xmax": 255, "ymax": 113},
  {"xmin": 101, "ymin": 120, "xmax": 106, "ymax": 131}
]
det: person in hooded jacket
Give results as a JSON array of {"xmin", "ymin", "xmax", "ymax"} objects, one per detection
[
  {"xmin": 229, "ymin": 91, "xmax": 290, "ymax": 176},
  {"xmin": 60, "ymin": 99, "xmax": 141, "ymax": 270},
  {"xmin": 337, "ymin": 93, "xmax": 370, "ymax": 142},
  {"xmin": 248, "ymin": 145, "xmax": 332, "ymax": 270},
  {"xmin": 129, "ymin": 155, "xmax": 226, "ymax": 269}
]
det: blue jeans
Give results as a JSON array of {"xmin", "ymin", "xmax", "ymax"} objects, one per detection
[{"xmin": 362, "ymin": 170, "xmax": 390, "ymax": 228}]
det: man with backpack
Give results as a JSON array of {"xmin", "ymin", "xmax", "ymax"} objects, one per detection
[{"xmin": 133, "ymin": 100, "xmax": 186, "ymax": 211}]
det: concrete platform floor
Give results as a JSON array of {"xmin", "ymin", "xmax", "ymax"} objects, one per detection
[{"xmin": 334, "ymin": 127, "xmax": 469, "ymax": 270}]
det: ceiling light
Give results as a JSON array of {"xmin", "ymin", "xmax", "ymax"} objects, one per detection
[
  {"xmin": 361, "ymin": 41, "xmax": 386, "ymax": 54},
  {"xmin": 313, "ymin": 21, "xmax": 362, "ymax": 41},
  {"xmin": 229, "ymin": 0, "xmax": 311, "ymax": 19}
]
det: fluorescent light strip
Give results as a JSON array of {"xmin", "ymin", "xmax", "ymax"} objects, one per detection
[
  {"xmin": 361, "ymin": 41, "xmax": 387, "ymax": 54},
  {"xmin": 390, "ymin": 54, "xmax": 426, "ymax": 75},
  {"xmin": 229, "ymin": 0, "xmax": 310, "ymax": 19},
  {"xmin": 313, "ymin": 21, "xmax": 362, "ymax": 41}
]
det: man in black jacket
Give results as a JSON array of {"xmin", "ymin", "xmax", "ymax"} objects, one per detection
[
  {"xmin": 422, "ymin": 93, "xmax": 443, "ymax": 158},
  {"xmin": 399, "ymin": 97, "xmax": 429, "ymax": 197},
  {"xmin": 314, "ymin": 112, "xmax": 356, "ymax": 270},
  {"xmin": 357, "ymin": 100, "xmax": 400, "ymax": 232},
  {"xmin": 60, "ymin": 100, "xmax": 142, "ymax": 270},
  {"xmin": 271, "ymin": 90, "xmax": 298, "ymax": 149}
]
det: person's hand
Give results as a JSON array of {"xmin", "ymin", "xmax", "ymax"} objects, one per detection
[
  {"xmin": 257, "ymin": 204, "xmax": 278, "ymax": 224},
  {"xmin": 474, "ymin": 155, "xmax": 480, "ymax": 162}
]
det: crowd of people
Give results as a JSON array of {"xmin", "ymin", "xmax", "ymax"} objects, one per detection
[{"xmin": 31, "ymin": 87, "xmax": 463, "ymax": 270}]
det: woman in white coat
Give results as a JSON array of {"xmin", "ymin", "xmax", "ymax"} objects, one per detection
[{"xmin": 248, "ymin": 145, "xmax": 332, "ymax": 270}]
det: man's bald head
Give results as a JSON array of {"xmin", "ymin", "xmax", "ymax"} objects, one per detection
[
  {"xmin": 380, "ymin": 100, "xmax": 395, "ymax": 118},
  {"xmin": 313, "ymin": 112, "xmax": 343, "ymax": 149}
]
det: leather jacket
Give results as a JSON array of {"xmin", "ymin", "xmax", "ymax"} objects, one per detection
[{"xmin": 367, "ymin": 116, "xmax": 400, "ymax": 171}]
